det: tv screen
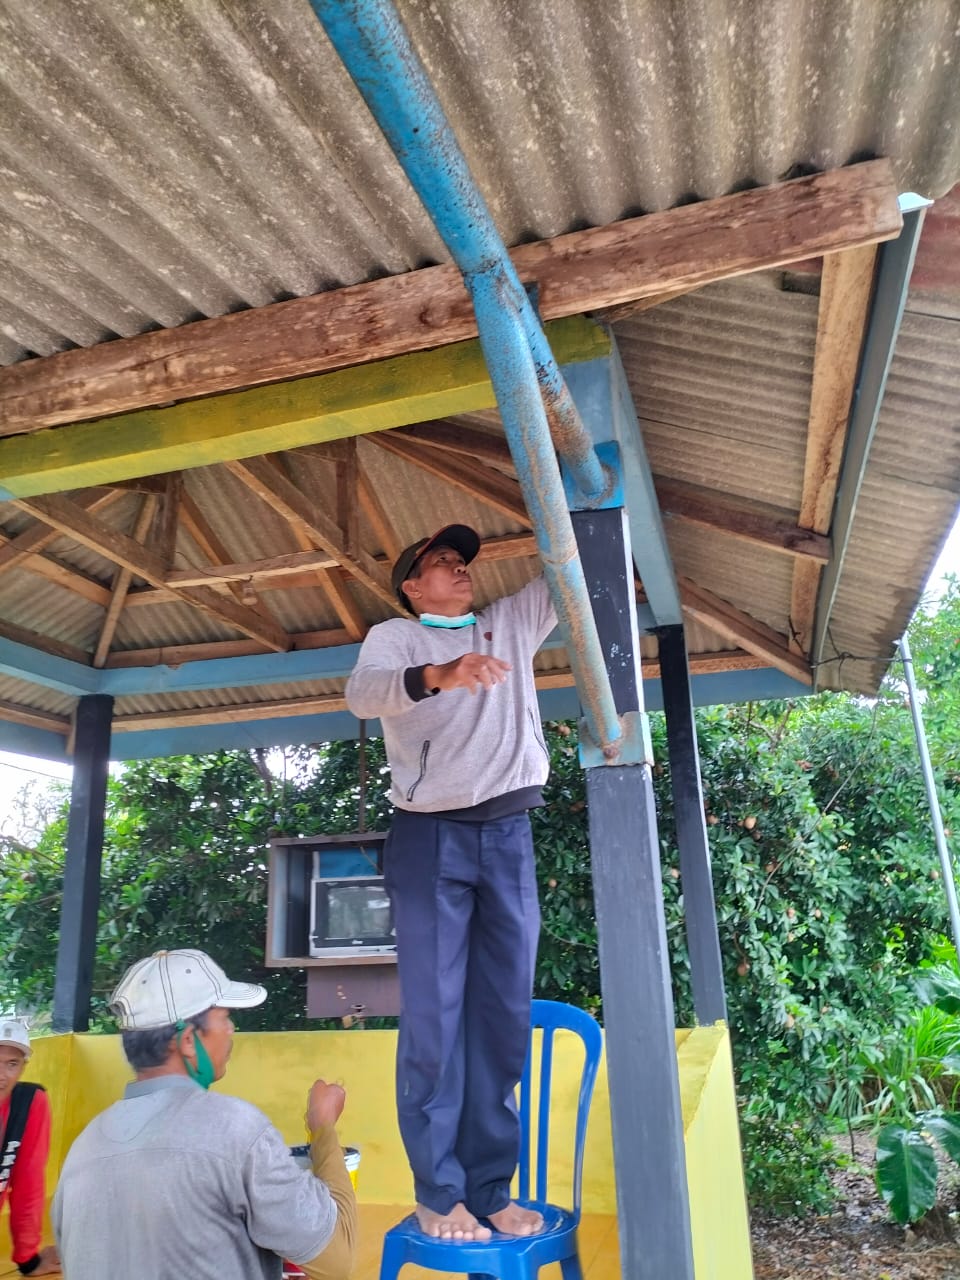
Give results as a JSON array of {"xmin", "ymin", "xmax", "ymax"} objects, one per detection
[{"xmin": 310, "ymin": 876, "xmax": 395, "ymax": 956}]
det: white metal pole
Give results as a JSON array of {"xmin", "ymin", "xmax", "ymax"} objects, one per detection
[{"xmin": 899, "ymin": 634, "xmax": 960, "ymax": 957}]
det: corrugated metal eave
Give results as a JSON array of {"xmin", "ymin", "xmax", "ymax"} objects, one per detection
[{"xmin": 2, "ymin": 0, "xmax": 960, "ymax": 364}]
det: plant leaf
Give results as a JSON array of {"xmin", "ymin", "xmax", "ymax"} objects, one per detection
[
  {"xmin": 875, "ymin": 1124, "xmax": 939, "ymax": 1224},
  {"xmin": 921, "ymin": 1110, "xmax": 960, "ymax": 1164}
]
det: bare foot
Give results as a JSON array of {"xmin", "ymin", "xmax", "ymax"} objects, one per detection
[
  {"xmin": 487, "ymin": 1202, "xmax": 545, "ymax": 1236},
  {"xmin": 416, "ymin": 1202, "xmax": 493, "ymax": 1242}
]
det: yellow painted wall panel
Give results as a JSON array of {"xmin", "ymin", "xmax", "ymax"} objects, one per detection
[{"xmin": 22, "ymin": 1023, "xmax": 752, "ymax": 1278}]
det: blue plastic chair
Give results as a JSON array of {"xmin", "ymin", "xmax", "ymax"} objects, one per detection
[{"xmin": 378, "ymin": 998, "xmax": 603, "ymax": 1280}]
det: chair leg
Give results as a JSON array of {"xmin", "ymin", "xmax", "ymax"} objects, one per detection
[
  {"xmin": 559, "ymin": 1255, "xmax": 585, "ymax": 1280},
  {"xmin": 378, "ymin": 1234, "xmax": 406, "ymax": 1280}
]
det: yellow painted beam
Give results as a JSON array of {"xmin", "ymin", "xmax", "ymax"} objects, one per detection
[{"xmin": 0, "ymin": 317, "xmax": 611, "ymax": 499}]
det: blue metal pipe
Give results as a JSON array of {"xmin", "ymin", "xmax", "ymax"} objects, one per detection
[
  {"xmin": 311, "ymin": 0, "xmax": 623, "ymax": 754},
  {"xmin": 471, "ymin": 266, "xmax": 623, "ymax": 753},
  {"xmin": 310, "ymin": 0, "xmax": 608, "ymax": 505}
]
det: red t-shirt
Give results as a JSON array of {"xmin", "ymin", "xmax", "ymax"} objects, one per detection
[{"xmin": 0, "ymin": 1086, "xmax": 51, "ymax": 1265}]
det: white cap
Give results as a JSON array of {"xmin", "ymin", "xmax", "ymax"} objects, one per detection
[
  {"xmin": 109, "ymin": 949, "xmax": 267, "ymax": 1030},
  {"xmin": 0, "ymin": 1018, "xmax": 31, "ymax": 1060}
]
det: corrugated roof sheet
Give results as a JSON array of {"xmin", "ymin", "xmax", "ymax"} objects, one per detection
[
  {"xmin": 2, "ymin": 0, "xmax": 960, "ymax": 745},
  {"xmin": 2, "ymin": 0, "xmax": 960, "ymax": 363}
]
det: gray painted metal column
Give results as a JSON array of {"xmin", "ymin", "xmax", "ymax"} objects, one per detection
[
  {"xmin": 574, "ymin": 507, "xmax": 695, "ymax": 1280},
  {"xmin": 52, "ymin": 694, "xmax": 113, "ymax": 1032},
  {"xmin": 658, "ymin": 624, "xmax": 728, "ymax": 1024}
]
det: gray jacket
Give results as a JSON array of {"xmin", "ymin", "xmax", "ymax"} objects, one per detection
[
  {"xmin": 345, "ymin": 576, "xmax": 557, "ymax": 811},
  {"xmin": 52, "ymin": 1076, "xmax": 337, "ymax": 1280}
]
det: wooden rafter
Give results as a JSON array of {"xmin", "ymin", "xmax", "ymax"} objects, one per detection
[
  {"xmin": 0, "ymin": 490, "xmax": 122, "ymax": 575},
  {"xmin": 177, "ymin": 491, "xmax": 287, "ymax": 650},
  {"xmin": 11, "ymin": 494, "xmax": 290, "ymax": 652},
  {"xmin": 789, "ymin": 245, "xmax": 878, "ymax": 654},
  {"xmin": 224, "ymin": 456, "xmax": 400, "ymax": 613},
  {"xmin": 155, "ymin": 472, "xmax": 183, "ymax": 571},
  {"xmin": 357, "ymin": 467, "xmax": 403, "ymax": 565},
  {"xmin": 288, "ymin": 520, "xmax": 366, "ymax": 643},
  {"xmin": 93, "ymin": 495, "xmax": 159, "ymax": 669},
  {"xmin": 112, "ymin": 693, "xmax": 349, "ymax": 732},
  {"xmin": 102, "ymin": 628, "xmax": 355, "ymax": 668},
  {"xmin": 394, "ymin": 422, "xmax": 514, "ymax": 469},
  {"xmin": 678, "ymin": 577, "xmax": 812, "ymax": 684},
  {"xmin": 0, "ymin": 536, "xmax": 113, "ymax": 608},
  {"xmin": 0, "ymin": 489, "xmax": 124, "ymax": 608},
  {"xmin": 0, "ymin": 617, "xmax": 91, "ymax": 666},
  {"xmin": 0, "ymin": 698, "xmax": 70, "ymax": 737},
  {"xmin": 374, "ymin": 432, "xmax": 528, "ymax": 525},
  {"xmin": 121, "ymin": 531, "xmax": 541, "ymax": 607},
  {"xmin": 0, "ymin": 161, "xmax": 901, "ymax": 434},
  {"xmin": 655, "ymin": 479, "xmax": 831, "ymax": 562}
]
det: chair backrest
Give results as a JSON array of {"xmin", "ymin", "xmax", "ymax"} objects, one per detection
[{"xmin": 517, "ymin": 999, "xmax": 603, "ymax": 1221}]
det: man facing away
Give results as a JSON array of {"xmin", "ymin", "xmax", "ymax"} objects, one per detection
[
  {"xmin": 0, "ymin": 1020, "xmax": 60, "ymax": 1276},
  {"xmin": 345, "ymin": 524, "xmax": 557, "ymax": 1242},
  {"xmin": 52, "ymin": 948, "xmax": 357, "ymax": 1280}
]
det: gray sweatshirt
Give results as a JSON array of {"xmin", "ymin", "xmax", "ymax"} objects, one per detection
[
  {"xmin": 345, "ymin": 576, "xmax": 557, "ymax": 812},
  {"xmin": 51, "ymin": 1075, "xmax": 338, "ymax": 1280}
]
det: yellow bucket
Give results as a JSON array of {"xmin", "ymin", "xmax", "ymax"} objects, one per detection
[
  {"xmin": 289, "ymin": 1142, "xmax": 360, "ymax": 1190},
  {"xmin": 343, "ymin": 1145, "xmax": 361, "ymax": 1191}
]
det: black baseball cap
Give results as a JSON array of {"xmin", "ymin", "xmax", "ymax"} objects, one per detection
[{"xmin": 391, "ymin": 524, "xmax": 481, "ymax": 614}]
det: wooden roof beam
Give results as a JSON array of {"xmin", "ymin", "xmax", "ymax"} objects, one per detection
[
  {"xmin": 679, "ymin": 577, "xmax": 812, "ymax": 685},
  {"xmin": 0, "ymin": 161, "xmax": 900, "ymax": 435},
  {"xmin": 790, "ymin": 244, "xmax": 878, "ymax": 654},
  {"xmin": 11, "ymin": 493, "xmax": 290, "ymax": 652},
  {"xmin": 655, "ymin": 478, "xmax": 832, "ymax": 562}
]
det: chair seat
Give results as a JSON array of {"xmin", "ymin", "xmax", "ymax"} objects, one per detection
[{"xmin": 380, "ymin": 1200, "xmax": 580, "ymax": 1277}]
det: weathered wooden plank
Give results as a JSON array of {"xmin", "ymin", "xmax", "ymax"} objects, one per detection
[
  {"xmin": 655, "ymin": 479, "xmax": 831, "ymax": 562},
  {"xmin": 790, "ymin": 245, "xmax": 877, "ymax": 654},
  {"xmin": 0, "ymin": 317, "xmax": 609, "ymax": 498},
  {"xmin": 0, "ymin": 161, "xmax": 900, "ymax": 433},
  {"xmin": 679, "ymin": 577, "xmax": 812, "ymax": 684}
]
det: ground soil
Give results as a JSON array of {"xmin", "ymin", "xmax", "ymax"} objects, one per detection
[{"xmin": 751, "ymin": 1132, "xmax": 960, "ymax": 1279}]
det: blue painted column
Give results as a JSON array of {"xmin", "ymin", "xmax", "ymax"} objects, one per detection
[
  {"xmin": 52, "ymin": 694, "xmax": 113, "ymax": 1032},
  {"xmin": 573, "ymin": 505, "xmax": 695, "ymax": 1280}
]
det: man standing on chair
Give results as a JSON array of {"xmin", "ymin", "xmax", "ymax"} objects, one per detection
[{"xmin": 346, "ymin": 524, "xmax": 555, "ymax": 1243}]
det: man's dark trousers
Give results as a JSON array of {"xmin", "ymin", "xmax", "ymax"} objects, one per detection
[{"xmin": 385, "ymin": 807, "xmax": 541, "ymax": 1218}]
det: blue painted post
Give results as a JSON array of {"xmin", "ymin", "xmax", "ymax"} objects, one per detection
[
  {"xmin": 52, "ymin": 694, "xmax": 113, "ymax": 1032},
  {"xmin": 573, "ymin": 506, "xmax": 696, "ymax": 1280}
]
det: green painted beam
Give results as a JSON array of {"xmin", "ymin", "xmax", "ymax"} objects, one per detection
[{"xmin": 0, "ymin": 317, "xmax": 610, "ymax": 499}]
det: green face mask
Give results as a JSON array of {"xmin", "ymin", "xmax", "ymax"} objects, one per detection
[{"xmin": 176, "ymin": 1020, "xmax": 216, "ymax": 1091}]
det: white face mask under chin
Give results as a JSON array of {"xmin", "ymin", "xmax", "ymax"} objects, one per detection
[{"xmin": 418, "ymin": 611, "xmax": 477, "ymax": 629}]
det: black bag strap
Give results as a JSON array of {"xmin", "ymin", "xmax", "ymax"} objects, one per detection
[{"xmin": 0, "ymin": 1082, "xmax": 44, "ymax": 1197}]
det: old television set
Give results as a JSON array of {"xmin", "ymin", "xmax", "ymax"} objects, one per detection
[{"xmin": 310, "ymin": 871, "xmax": 395, "ymax": 958}]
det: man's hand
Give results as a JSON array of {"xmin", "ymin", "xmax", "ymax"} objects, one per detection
[
  {"xmin": 424, "ymin": 653, "xmax": 511, "ymax": 695},
  {"xmin": 306, "ymin": 1079, "xmax": 346, "ymax": 1134},
  {"xmin": 31, "ymin": 1245, "xmax": 61, "ymax": 1275}
]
